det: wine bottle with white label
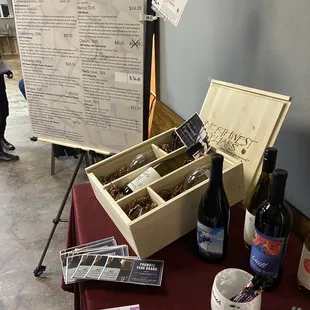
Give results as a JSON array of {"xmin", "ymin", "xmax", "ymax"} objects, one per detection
[
  {"xmin": 243, "ymin": 147, "xmax": 277, "ymax": 249},
  {"xmin": 250, "ymin": 169, "xmax": 292, "ymax": 291},
  {"xmin": 123, "ymin": 142, "xmax": 202, "ymax": 195},
  {"xmin": 197, "ymin": 153, "xmax": 230, "ymax": 263},
  {"xmin": 297, "ymin": 231, "xmax": 310, "ymax": 296}
]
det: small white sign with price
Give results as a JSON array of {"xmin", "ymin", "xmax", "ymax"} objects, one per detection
[{"xmin": 152, "ymin": 0, "xmax": 189, "ymax": 26}]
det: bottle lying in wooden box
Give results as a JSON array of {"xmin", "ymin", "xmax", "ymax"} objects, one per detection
[{"xmin": 86, "ymin": 80, "xmax": 291, "ymax": 259}]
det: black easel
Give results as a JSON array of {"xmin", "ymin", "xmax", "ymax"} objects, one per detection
[
  {"xmin": 33, "ymin": 150, "xmax": 86, "ymax": 276},
  {"xmin": 33, "ymin": 0, "xmax": 155, "ymax": 277}
]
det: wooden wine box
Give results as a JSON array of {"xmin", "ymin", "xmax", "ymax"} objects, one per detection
[{"xmin": 86, "ymin": 80, "xmax": 291, "ymax": 258}]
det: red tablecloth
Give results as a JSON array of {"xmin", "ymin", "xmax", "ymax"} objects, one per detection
[{"xmin": 62, "ymin": 183, "xmax": 309, "ymax": 310}]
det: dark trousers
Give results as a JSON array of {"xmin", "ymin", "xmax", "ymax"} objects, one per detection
[{"xmin": 0, "ymin": 116, "xmax": 6, "ymax": 137}]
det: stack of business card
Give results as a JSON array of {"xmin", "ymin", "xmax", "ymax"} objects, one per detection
[{"xmin": 60, "ymin": 237, "xmax": 164, "ymax": 287}]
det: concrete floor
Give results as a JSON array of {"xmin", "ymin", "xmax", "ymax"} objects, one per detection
[{"xmin": 0, "ymin": 55, "xmax": 88, "ymax": 309}]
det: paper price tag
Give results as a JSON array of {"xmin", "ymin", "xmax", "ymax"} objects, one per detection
[
  {"xmin": 152, "ymin": 0, "xmax": 189, "ymax": 26},
  {"xmin": 128, "ymin": 73, "xmax": 143, "ymax": 85}
]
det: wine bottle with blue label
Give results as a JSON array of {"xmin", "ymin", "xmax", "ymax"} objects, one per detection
[
  {"xmin": 250, "ymin": 169, "xmax": 292, "ymax": 291},
  {"xmin": 197, "ymin": 153, "xmax": 230, "ymax": 263}
]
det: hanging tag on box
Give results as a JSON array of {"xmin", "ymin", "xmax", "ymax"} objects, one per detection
[{"xmin": 176, "ymin": 113, "xmax": 211, "ymax": 158}]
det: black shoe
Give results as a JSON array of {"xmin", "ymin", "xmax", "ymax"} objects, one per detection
[
  {"xmin": 0, "ymin": 151, "xmax": 19, "ymax": 162},
  {"xmin": 0, "ymin": 138, "xmax": 15, "ymax": 151}
]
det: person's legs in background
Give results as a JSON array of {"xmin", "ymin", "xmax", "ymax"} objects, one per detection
[
  {"xmin": 0, "ymin": 117, "xmax": 14, "ymax": 149},
  {"xmin": 0, "ymin": 75, "xmax": 19, "ymax": 162},
  {"xmin": 0, "ymin": 116, "xmax": 19, "ymax": 162}
]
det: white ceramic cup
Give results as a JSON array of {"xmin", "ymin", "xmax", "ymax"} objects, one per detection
[{"xmin": 211, "ymin": 268, "xmax": 262, "ymax": 310}]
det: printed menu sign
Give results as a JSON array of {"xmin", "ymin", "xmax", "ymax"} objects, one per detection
[{"xmin": 13, "ymin": 0, "xmax": 145, "ymax": 153}]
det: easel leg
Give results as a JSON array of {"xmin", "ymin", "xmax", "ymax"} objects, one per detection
[
  {"xmin": 84, "ymin": 151, "xmax": 90, "ymax": 167},
  {"xmin": 51, "ymin": 144, "xmax": 55, "ymax": 176},
  {"xmin": 33, "ymin": 151, "xmax": 86, "ymax": 277},
  {"xmin": 89, "ymin": 150, "xmax": 96, "ymax": 165}
]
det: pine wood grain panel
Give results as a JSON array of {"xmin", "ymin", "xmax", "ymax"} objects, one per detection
[{"xmin": 150, "ymin": 100, "xmax": 310, "ymax": 242}]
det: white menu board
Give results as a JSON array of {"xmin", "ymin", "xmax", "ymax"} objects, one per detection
[{"xmin": 13, "ymin": 0, "xmax": 146, "ymax": 153}]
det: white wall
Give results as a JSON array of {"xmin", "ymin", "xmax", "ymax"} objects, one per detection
[{"xmin": 159, "ymin": 0, "xmax": 310, "ymax": 217}]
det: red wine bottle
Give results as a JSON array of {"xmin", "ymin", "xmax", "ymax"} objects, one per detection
[
  {"xmin": 250, "ymin": 169, "xmax": 292, "ymax": 291},
  {"xmin": 197, "ymin": 153, "xmax": 230, "ymax": 263}
]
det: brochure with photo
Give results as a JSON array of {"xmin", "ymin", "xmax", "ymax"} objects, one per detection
[
  {"xmin": 74, "ymin": 238, "xmax": 117, "ymax": 253},
  {"xmin": 61, "ymin": 252, "xmax": 68, "ymax": 280},
  {"xmin": 60, "ymin": 236, "xmax": 116, "ymax": 279},
  {"xmin": 66, "ymin": 254, "xmax": 82, "ymax": 284},
  {"xmin": 71, "ymin": 254, "xmax": 96, "ymax": 279},
  {"xmin": 72, "ymin": 245, "xmax": 128, "ymax": 279},
  {"xmin": 85, "ymin": 254, "xmax": 109, "ymax": 280},
  {"xmin": 60, "ymin": 236, "xmax": 116, "ymax": 256},
  {"xmin": 98, "ymin": 256, "xmax": 164, "ymax": 287},
  {"xmin": 127, "ymin": 260, "xmax": 164, "ymax": 286},
  {"xmin": 99, "ymin": 257, "xmax": 134, "ymax": 282},
  {"xmin": 61, "ymin": 239, "xmax": 164, "ymax": 287}
]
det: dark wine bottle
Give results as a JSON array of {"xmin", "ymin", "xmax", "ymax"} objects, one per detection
[
  {"xmin": 123, "ymin": 142, "xmax": 202, "ymax": 195},
  {"xmin": 197, "ymin": 153, "xmax": 230, "ymax": 263},
  {"xmin": 243, "ymin": 147, "xmax": 278, "ymax": 249},
  {"xmin": 297, "ymin": 230, "xmax": 310, "ymax": 296},
  {"xmin": 250, "ymin": 169, "xmax": 292, "ymax": 291}
]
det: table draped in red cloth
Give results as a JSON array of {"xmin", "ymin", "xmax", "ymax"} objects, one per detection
[{"xmin": 61, "ymin": 183, "xmax": 309, "ymax": 310}]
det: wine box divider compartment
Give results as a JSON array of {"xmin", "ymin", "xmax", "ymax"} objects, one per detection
[
  {"xmin": 147, "ymin": 187, "xmax": 166, "ymax": 205},
  {"xmin": 117, "ymin": 185, "xmax": 165, "ymax": 207},
  {"xmin": 150, "ymin": 149, "xmax": 237, "ymax": 202},
  {"xmin": 118, "ymin": 187, "xmax": 166, "ymax": 218},
  {"xmin": 151, "ymin": 143, "xmax": 170, "ymax": 158},
  {"xmin": 101, "ymin": 147, "xmax": 186, "ymax": 199},
  {"xmin": 87, "ymin": 129, "xmax": 177, "ymax": 179},
  {"xmin": 93, "ymin": 144, "xmax": 167, "ymax": 181},
  {"xmin": 150, "ymin": 153, "xmax": 213, "ymax": 201}
]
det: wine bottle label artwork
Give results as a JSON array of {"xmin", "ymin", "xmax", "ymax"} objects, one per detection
[
  {"xmin": 250, "ymin": 229, "xmax": 285, "ymax": 278},
  {"xmin": 127, "ymin": 168, "xmax": 161, "ymax": 192},
  {"xmin": 244, "ymin": 210, "xmax": 255, "ymax": 245},
  {"xmin": 197, "ymin": 221, "xmax": 224, "ymax": 257},
  {"xmin": 297, "ymin": 245, "xmax": 310, "ymax": 290}
]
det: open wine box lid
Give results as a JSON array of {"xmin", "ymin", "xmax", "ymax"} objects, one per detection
[
  {"xmin": 200, "ymin": 80, "xmax": 291, "ymax": 196},
  {"xmin": 86, "ymin": 80, "xmax": 291, "ymax": 258}
]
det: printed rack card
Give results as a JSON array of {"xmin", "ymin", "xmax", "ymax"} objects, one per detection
[
  {"xmin": 73, "ymin": 255, "xmax": 164, "ymax": 287},
  {"xmin": 60, "ymin": 236, "xmax": 164, "ymax": 287}
]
